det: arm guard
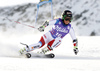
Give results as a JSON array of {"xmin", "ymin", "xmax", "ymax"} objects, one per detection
[{"xmin": 73, "ymin": 39, "xmax": 78, "ymax": 48}]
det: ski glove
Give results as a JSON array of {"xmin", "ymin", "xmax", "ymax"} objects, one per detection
[
  {"xmin": 38, "ymin": 26, "xmax": 45, "ymax": 32},
  {"xmin": 38, "ymin": 21, "xmax": 49, "ymax": 32},
  {"xmin": 73, "ymin": 39, "xmax": 79, "ymax": 55},
  {"xmin": 73, "ymin": 48, "xmax": 79, "ymax": 55}
]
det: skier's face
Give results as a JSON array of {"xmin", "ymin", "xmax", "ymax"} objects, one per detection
[
  {"xmin": 63, "ymin": 12, "xmax": 72, "ymax": 24},
  {"xmin": 64, "ymin": 19, "xmax": 70, "ymax": 25}
]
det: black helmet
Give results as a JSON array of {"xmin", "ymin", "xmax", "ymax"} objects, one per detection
[{"xmin": 62, "ymin": 10, "xmax": 72, "ymax": 22}]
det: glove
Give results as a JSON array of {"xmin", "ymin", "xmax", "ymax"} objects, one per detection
[
  {"xmin": 73, "ymin": 39, "xmax": 79, "ymax": 55},
  {"xmin": 38, "ymin": 26, "xmax": 45, "ymax": 32},
  {"xmin": 38, "ymin": 21, "xmax": 49, "ymax": 32},
  {"xmin": 73, "ymin": 47, "xmax": 79, "ymax": 55}
]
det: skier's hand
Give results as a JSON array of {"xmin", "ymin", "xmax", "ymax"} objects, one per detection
[
  {"xmin": 38, "ymin": 21, "xmax": 49, "ymax": 32},
  {"xmin": 73, "ymin": 47, "xmax": 79, "ymax": 55},
  {"xmin": 73, "ymin": 39, "xmax": 78, "ymax": 55},
  {"xmin": 38, "ymin": 26, "xmax": 45, "ymax": 32}
]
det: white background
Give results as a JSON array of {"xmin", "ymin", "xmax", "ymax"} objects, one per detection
[{"xmin": 0, "ymin": 0, "xmax": 39, "ymax": 7}]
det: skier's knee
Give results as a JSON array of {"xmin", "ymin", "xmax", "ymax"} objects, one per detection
[
  {"xmin": 47, "ymin": 37, "xmax": 62, "ymax": 50},
  {"xmin": 39, "ymin": 36, "xmax": 45, "ymax": 48}
]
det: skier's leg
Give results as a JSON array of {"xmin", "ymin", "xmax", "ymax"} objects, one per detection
[
  {"xmin": 19, "ymin": 35, "xmax": 45, "ymax": 54},
  {"xmin": 40, "ymin": 37, "xmax": 62, "ymax": 54},
  {"xmin": 47, "ymin": 37, "xmax": 62, "ymax": 50},
  {"xmin": 20, "ymin": 32, "xmax": 54, "ymax": 53},
  {"xmin": 19, "ymin": 42, "xmax": 42, "ymax": 54},
  {"xmin": 25, "ymin": 42, "xmax": 42, "ymax": 52},
  {"xmin": 39, "ymin": 31, "xmax": 54, "ymax": 48}
]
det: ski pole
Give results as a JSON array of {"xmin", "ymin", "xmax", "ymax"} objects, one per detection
[{"xmin": 6, "ymin": 17, "xmax": 37, "ymax": 29}]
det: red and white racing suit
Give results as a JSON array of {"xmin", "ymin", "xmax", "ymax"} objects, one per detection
[{"xmin": 26, "ymin": 18, "xmax": 77, "ymax": 51}]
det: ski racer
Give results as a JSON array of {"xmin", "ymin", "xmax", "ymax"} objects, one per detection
[{"xmin": 19, "ymin": 10, "xmax": 79, "ymax": 55}]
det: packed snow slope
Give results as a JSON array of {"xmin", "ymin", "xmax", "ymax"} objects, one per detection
[
  {"xmin": 0, "ymin": 33, "xmax": 100, "ymax": 71},
  {"xmin": 0, "ymin": 0, "xmax": 100, "ymax": 36}
]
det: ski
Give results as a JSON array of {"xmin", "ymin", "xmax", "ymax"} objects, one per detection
[
  {"xmin": 19, "ymin": 43, "xmax": 55, "ymax": 58},
  {"xmin": 25, "ymin": 52, "xmax": 55, "ymax": 58}
]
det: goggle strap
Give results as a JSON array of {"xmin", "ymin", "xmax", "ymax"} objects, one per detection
[{"xmin": 63, "ymin": 15, "xmax": 66, "ymax": 20}]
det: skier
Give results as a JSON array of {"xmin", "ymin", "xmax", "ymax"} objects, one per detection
[{"xmin": 19, "ymin": 10, "xmax": 79, "ymax": 55}]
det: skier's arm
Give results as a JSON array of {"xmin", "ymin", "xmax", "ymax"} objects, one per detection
[
  {"xmin": 69, "ymin": 27, "xmax": 79, "ymax": 55},
  {"xmin": 38, "ymin": 19, "xmax": 57, "ymax": 32}
]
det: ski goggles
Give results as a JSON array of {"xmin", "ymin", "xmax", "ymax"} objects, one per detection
[{"xmin": 63, "ymin": 14, "xmax": 72, "ymax": 22}]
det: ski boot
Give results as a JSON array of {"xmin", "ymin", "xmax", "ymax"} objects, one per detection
[
  {"xmin": 19, "ymin": 43, "xmax": 30, "ymax": 54},
  {"xmin": 38, "ymin": 46, "xmax": 51, "ymax": 54},
  {"xmin": 19, "ymin": 47, "xmax": 27, "ymax": 54},
  {"xmin": 37, "ymin": 46, "xmax": 55, "ymax": 58}
]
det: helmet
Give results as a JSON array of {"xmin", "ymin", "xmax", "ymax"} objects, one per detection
[{"xmin": 62, "ymin": 10, "xmax": 72, "ymax": 22}]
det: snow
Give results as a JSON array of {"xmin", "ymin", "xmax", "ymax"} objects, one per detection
[
  {"xmin": 0, "ymin": 31, "xmax": 100, "ymax": 71},
  {"xmin": 0, "ymin": 57, "xmax": 100, "ymax": 71},
  {"xmin": 0, "ymin": 0, "xmax": 39, "ymax": 7}
]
